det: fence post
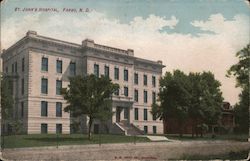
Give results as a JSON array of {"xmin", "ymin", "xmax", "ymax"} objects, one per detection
[
  {"xmin": 134, "ymin": 134, "xmax": 136, "ymax": 145},
  {"xmin": 99, "ymin": 133, "xmax": 101, "ymax": 146},
  {"xmin": 1, "ymin": 125, "xmax": 4, "ymax": 150},
  {"xmin": 2, "ymin": 133, "xmax": 4, "ymax": 150},
  {"xmin": 56, "ymin": 133, "xmax": 59, "ymax": 149}
]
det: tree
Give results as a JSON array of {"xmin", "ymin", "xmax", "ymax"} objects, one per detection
[
  {"xmin": 227, "ymin": 44, "xmax": 249, "ymax": 133},
  {"xmin": 62, "ymin": 74, "xmax": 119, "ymax": 140},
  {"xmin": 152, "ymin": 70, "xmax": 223, "ymax": 137},
  {"xmin": 1, "ymin": 74, "xmax": 14, "ymax": 137},
  {"xmin": 152, "ymin": 70, "xmax": 191, "ymax": 136},
  {"xmin": 188, "ymin": 72, "xmax": 223, "ymax": 137},
  {"xmin": 227, "ymin": 44, "xmax": 249, "ymax": 88},
  {"xmin": 234, "ymin": 88, "xmax": 249, "ymax": 133},
  {"xmin": 1, "ymin": 75, "xmax": 14, "ymax": 123}
]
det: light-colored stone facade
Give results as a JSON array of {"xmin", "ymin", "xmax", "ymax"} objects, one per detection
[{"xmin": 1, "ymin": 31, "xmax": 165, "ymax": 135}]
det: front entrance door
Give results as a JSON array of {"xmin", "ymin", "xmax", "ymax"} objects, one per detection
[{"xmin": 116, "ymin": 107, "xmax": 121, "ymax": 122}]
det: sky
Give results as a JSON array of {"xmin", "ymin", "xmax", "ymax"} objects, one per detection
[{"xmin": 1, "ymin": 0, "xmax": 249, "ymax": 105}]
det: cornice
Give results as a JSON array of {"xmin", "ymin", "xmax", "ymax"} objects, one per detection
[{"xmin": 2, "ymin": 31, "xmax": 165, "ymax": 70}]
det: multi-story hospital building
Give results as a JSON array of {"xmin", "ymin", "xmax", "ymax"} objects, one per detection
[{"xmin": 1, "ymin": 31, "xmax": 165, "ymax": 135}]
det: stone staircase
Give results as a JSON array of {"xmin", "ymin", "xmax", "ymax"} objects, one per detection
[{"xmin": 118, "ymin": 121, "xmax": 144, "ymax": 136}]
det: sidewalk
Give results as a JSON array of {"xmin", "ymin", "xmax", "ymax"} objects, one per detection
[{"xmin": 2, "ymin": 140, "xmax": 250, "ymax": 160}]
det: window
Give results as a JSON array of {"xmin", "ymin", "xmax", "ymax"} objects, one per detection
[
  {"xmin": 144, "ymin": 90, "xmax": 148, "ymax": 103},
  {"xmin": 69, "ymin": 62, "xmax": 76, "ymax": 76},
  {"xmin": 124, "ymin": 69, "xmax": 128, "ymax": 81},
  {"xmin": 124, "ymin": 108, "xmax": 128, "ymax": 119},
  {"xmin": 134, "ymin": 89, "xmax": 138, "ymax": 102},
  {"xmin": 41, "ymin": 57, "xmax": 48, "ymax": 71},
  {"xmin": 94, "ymin": 64, "xmax": 99, "ymax": 77},
  {"xmin": 152, "ymin": 76, "xmax": 156, "ymax": 87},
  {"xmin": 22, "ymin": 57, "xmax": 25, "ymax": 72},
  {"xmin": 56, "ymin": 60, "xmax": 62, "ymax": 73},
  {"xmin": 41, "ymin": 124, "xmax": 48, "ymax": 134},
  {"xmin": 12, "ymin": 63, "xmax": 14, "ymax": 73},
  {"xmin": 144, "ymin": 126, "xmax": 148, "ymax": 134},
  {"xmin": 56, "ymin": 80, "xmax": 62, "ymax": 95},
  {"xmin": 41, "ymin": 78, "xmax": 48, "ymax": 94},
  {"xmin": 56, "ymin": 102, "xmax": 62, "ymax": 117},
  {"xmin": 144, "ymin": 109, "xmax": 148, "ymax": 121},
  {"xmin": 124, "ymin": 87, "xmax": 128, "ymax": 97},
  {"xmin": 114, "ymin": 89, "xmax": 119, "ymax": 96},
  {"xmin": 104, "ymin": 66, "xmax": 109, "ymax": 77},
  {"xmin": 15, "ymin": 62, "xmax": 17, "ymax": 73},
  {"xmin": 143, "ymin": 74, "xmax": 147, "ymax": 86},
  {"xmin": 56, "ymin": 124, "xmax": 62, "ymax": 134},
  {"xmin": 9, "ymin": 81, "xmax": 13, "ymax": 95},
  {"xmin": 21, "ymin": 102, "xmax": 24, "ymax": 118},
  {"xmin": 114, "ymin": 67, "xmax": 119, "ymax": 80},
  {"xmin": 134, "ymin": 73, "xmax": 138, "ymax": 85},
  {"xmin": 134, "ymin": 108, "xmax": 138, "ymax": 120},
  {"xmin": 21, "ymin": 78, "xmax": 24, "ymax": 95},
  {"xmin": 41, "ymin": 101, "xmax": 48, "ymax": 117},
  {"xmin": 153, "ymin": 126, "xmax": 157, "ymax": 134},
  {"xmin": 152, "ymin": 92, "xmax": 156, "ymax": 103}
]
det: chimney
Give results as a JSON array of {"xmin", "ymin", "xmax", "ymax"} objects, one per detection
[
  {"xmin": 127, "ymin": 49, "xmax": 134, "ymax": 56},
  {"xmin": 157, "ymin": 60, "xmax": 163, "ymax": 65},
  {"xmin": 26, "ymin": 30, "xmax": 37, "ymax": 36},
  {"xmin": 82, "ymin": 39, "xmax": 94, "ymax": 47}
]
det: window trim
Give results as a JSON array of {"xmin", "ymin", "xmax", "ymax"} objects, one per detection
[
  {"xmin": 69, "ymin": 62, "xmax": 76, "ymax": 76},
  {"xmin": 114, "ymin": 67, "xmax": 119, "ymax": 80},
  {"xmin": 56, "ymin": 80, "xmax": 62, "ymax": 95},
  {"xmin": 134, "ymin": 73, "xmax": 138, "ymax": 85},
  {"xmin": 41, "ymin": 78, "xmax": 48, "ymax": 94},
  {"xmin": 22, "ymin": 57, "xmax": 25, "ymax": 72},
  {"xmin": 144, "ymin": 90, "xmax": 148, "ymax": 103},
  {"xmin": 143, "ymin": 74, "xmax": 147, "ymax": 86},
  {"xmin": 41, "ymin": 123, "xmax": 48, "ymax": 134},
  {"xmin": 56, "ymin": 124, "xmax": 62, "ymax": 134},
  {"xmin": 94, "ymin": 64, "xmax": 99, "ymax": 77},
  {"xmin": 21, "ymin": 78, "xmax": 24, "ymax": 95},
  {"xmin": 56, "ymin": 60, "xmax": 63, "ymax": 74},
  {"xmin": 152, "ymin": 76, "xmax": 156, "ymax": 87},
  {"xmin": 104, "ymin": 65, "xmax": 110, "ymax": 77},
  {"xmin": 134, "ymin": 89, "xmax": 138, "ymax": 102},
  {"xmin": 56, "ymin": 102, "xmax": 62, "ymax": 117},
  {"xmin": 144, "ymin": 126, "xmax": 148, "ymax": 134},
  {"xmin": 144, "ymin": 108, "xmax": 148, "ymax": 121},
  {"xmin": 41, "ymin": 101, "xmax": 48, "ymax": 117},
  {"xmin": 124, "ymin": 69, "xmax": 128, "ymax": 81},
  {"xmin": 41, "ymin": 57, "xmax": 48, "ymax": 72},
  {"xmin": 153, "ymin": 126, "xmax": 157, "ymax": 134},
  {"xmin": 124, "ymin": 86, "xmax": 129, "ymax": 97},
  {"xmin": 134, "ymin": 108, "xmax": 139, "ymax": 120}
]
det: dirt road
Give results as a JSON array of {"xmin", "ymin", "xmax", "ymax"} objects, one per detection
[{"xmin": 2, "ymin": 140, "xmax": 250, "ymax": 160}]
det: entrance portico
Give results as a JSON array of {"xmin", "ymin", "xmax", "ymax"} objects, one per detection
[
  {"xmin": 112, "ymin": 98, "xmax": 133, "ymax": 124},
  {"xmin": 116, "ymin": 106, "xmax": 130, "ymax": 124}
]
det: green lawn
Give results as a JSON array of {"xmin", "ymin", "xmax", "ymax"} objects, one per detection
[
  {"xmin": 165, "ymin": 133, "xmax": 249, "ymax": 141},
  {"xmin": 1, "ymin": 134, "xmax": 150, "ymax": 149}
]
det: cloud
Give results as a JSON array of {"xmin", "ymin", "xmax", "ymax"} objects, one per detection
[{"xmin": 1, "ymin": 12, "xmax": 249, "ymax": 104}]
